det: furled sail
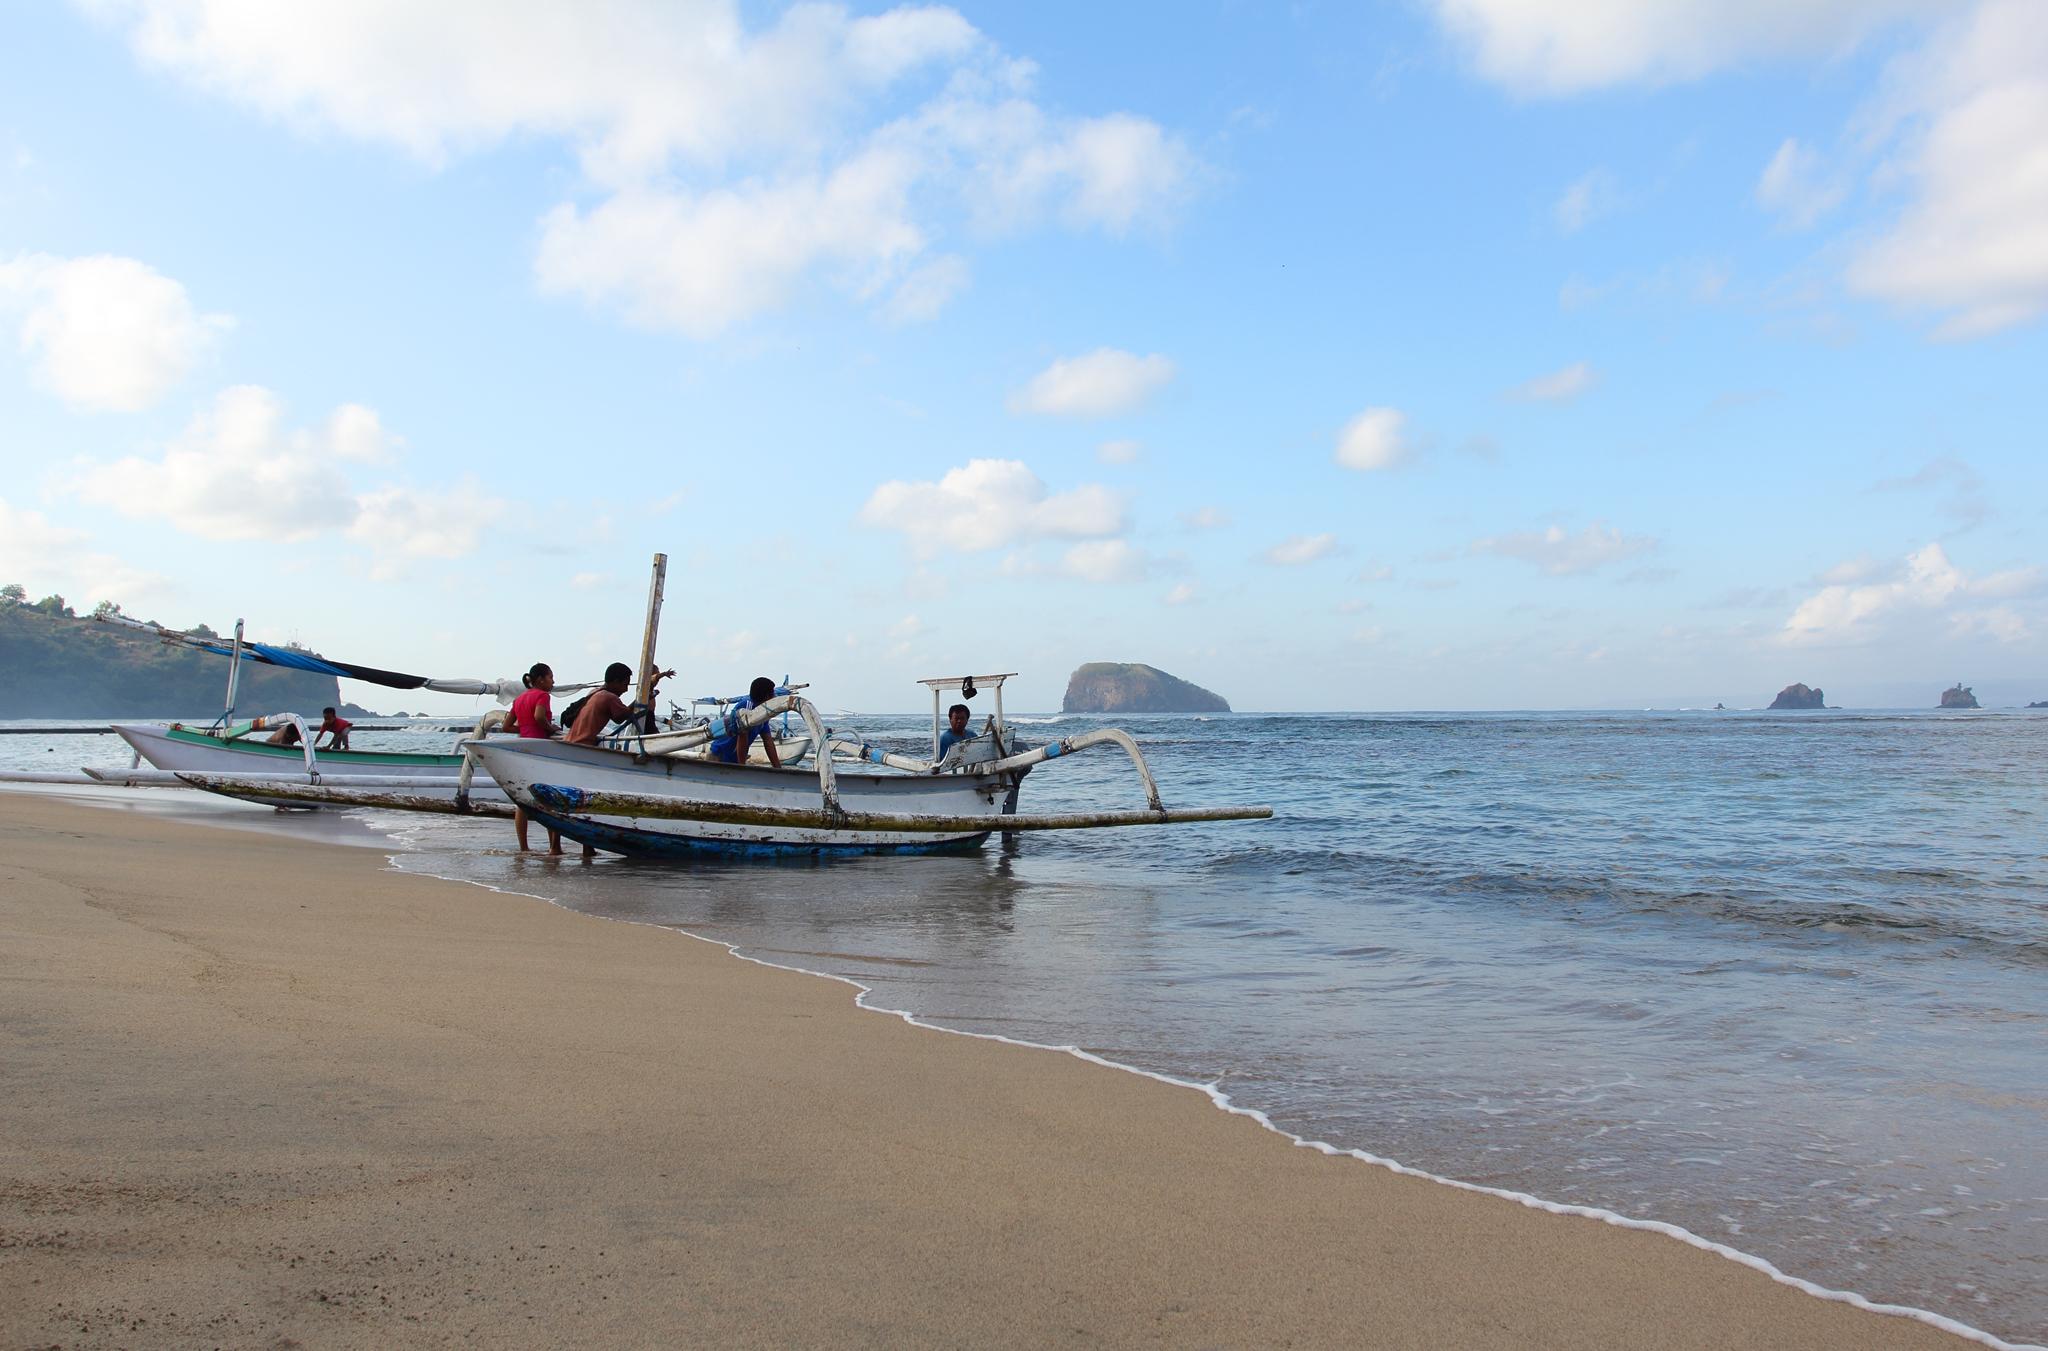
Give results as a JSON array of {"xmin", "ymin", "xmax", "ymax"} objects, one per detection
[{"xmin": 97, "ymin": 614, "xmax": 531, "ymax": 702}]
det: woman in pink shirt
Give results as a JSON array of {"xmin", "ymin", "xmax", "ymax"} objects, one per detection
[{"xmin": 506, "ymin": 663, "xmax": 563, "ymax": 853}]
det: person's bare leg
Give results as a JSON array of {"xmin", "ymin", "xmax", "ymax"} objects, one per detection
[
  {"xmin": 548, "ymin": 828, "xmax": 565, "ymax": 856},
  {"xmin": 513, "ymin": 806, "xmax": 531, "ymax": 851}
]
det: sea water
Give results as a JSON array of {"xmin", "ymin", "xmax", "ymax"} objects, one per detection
[{"xmin": 7, "ymin": 711, "xmax": 2045, "ymax": 1343}]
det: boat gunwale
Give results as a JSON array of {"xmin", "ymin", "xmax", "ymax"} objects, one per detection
[{"xmin": 138, "ymin": 724, "xmax": 465, "ymax": 768}]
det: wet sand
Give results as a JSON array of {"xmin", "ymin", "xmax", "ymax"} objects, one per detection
[{"xmin": 0, "ymin": 795, "xmax": 1984, "ymax": 1348}]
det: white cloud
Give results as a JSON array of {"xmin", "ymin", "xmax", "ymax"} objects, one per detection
[
  {"xmin": 63, "ymin": 385, "xmax": 505, "ymax": 570},
  {"xmin": 1008, "ymin": 348, "xmax": 1175, "ymax": 417},
  {"xmin": 1819, "ymin": 555, "xmax": 1883, "ymax": 585},
  {"xmin": 1554, "ymin": 168, "xmax": 1620, "ymax": 232},
  {"xmin": 1061, "ymin": 538, "xmax": 1147, "ymax": 583},
  {"xmin": 1097, "ymin": 438, "xmax": 1142, "ymax": 464},
  {"xmin": 1949, "ymin": 606, "xmax": 2028, "ymax": 642},
  {"xmin": 1163, "ymin": 582, "xmax": 1197, "ymax": 605},
  {"xmin": 348, "ymin": 479, "xmax": 505, "ymax": 579},
  {"xmin": 87, "ymin": 1, "xmax": 1195, "ymax": 337},
  {"xmin": 535, "ymin": 154, "xmax": 925, "ymax": 338},
  {"xmin": 1333, "ymin": 406, "xmax": 1413, "ymax": 471},
  {"xmin": 1781, "ymin": 541, "xmax": 2041, "ymax": 642},
  {"xmin": 0, "ymin": 497, "xmax": 167, "ymax": 606},
  {"xmin": 82, "ymin": 0, "xmax": 981, "ymax": 174},
  {"xmin": 1506, "ymin": 360, "xmax": 1597, "ymax": 402},
  {"xmin": 69, "ymin": 385, "xmax": 356, "ymax": 541},
  {"xmin": 323, "ymin": 403, "xmax": 398, "ymax": 463},
  {"xmin": 1472, "ymin": 522, "xmax": 1656, "ymax": 575},
  {"xmin": 1179, "ymin": 506, "xmax": 1229, "ymax": 529},
  {"xmin": 1755, "ymin": 137, "xmax": 1847, "ymax": 228},
  {"xmin": 1262, "ymin": 533, "xmax": 1338, "ymax": 566},
  {"xmin": 881, "ymin": 253, "xmax": 970, "ymax": 325},
  {"xmin": 0, "ymin": 252, "xmax": 228, "ymax": 411},
  {"xmin": 858, "ymin": 458, "xmax": 1124, "ymax": 556},
  {"xmin": 1428, "ymin": 0, "xmax": 1928, "ymax": 96},
  {"xmin": 1847, "ymin": 0, "xmax": 2048, "ymax": 337}
]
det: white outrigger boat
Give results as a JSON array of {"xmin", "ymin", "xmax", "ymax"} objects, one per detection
[
  {"xmin": 91, "ymin": 612, "xmax": 538, "ymax": 812},
  {"xmin": 466, "ymin": 673, "xmax": 1271, "ymax": 858},
  {"xmin": 106, "ymin": 714, "xmax": 515, "ymax": 812}
]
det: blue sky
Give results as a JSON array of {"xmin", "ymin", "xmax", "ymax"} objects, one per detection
[{"xmin": 2, "ymin": 1, "xmax": 2043, "ymax": 712}]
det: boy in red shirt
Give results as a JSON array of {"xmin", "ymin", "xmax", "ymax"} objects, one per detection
[{"xmin": 314, "ymin": 707, "xmax": 352, "ymax": 750}]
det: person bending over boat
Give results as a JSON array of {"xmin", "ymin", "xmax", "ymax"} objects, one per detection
[
  {"xmin": 707, "ymin": 676, "xmax": 783, "ymax": 767},
  {"xmin": 314, "ymin": 707, "xmax": 352, "ymax": 751},
  {"xmin": 508, "ymin": 663, "xmax": 564, "ymax": 854},
  {"xmin": 565, "ymin": 662, "xmax": 666, "ymax": 745},
  {"xmin": 938, "ymin": 702, "xmax": 976, "ymax": 758}
]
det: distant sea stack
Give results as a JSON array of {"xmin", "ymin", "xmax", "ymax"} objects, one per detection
[
  {"xmin": 1062, "ymin": 663, "xmax": 1230, "ymax": 714},
  {"xmin": 2030, "ymin": 700, "xmax": 2048, "ymax": 709},
  {"xmin": 1768, "ymin": 682, "xmax": 1825, "ymax": 710},
  {"xmin": 1939, "ymin": 683, "xmax": 1981, "ymax": 709}
]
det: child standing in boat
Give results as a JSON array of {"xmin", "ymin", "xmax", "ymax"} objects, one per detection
[{"xmin": 507, "ymin": 662, "xmax": 563, "ymax": 854}]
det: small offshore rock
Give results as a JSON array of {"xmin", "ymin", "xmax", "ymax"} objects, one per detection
[{"xmin": 1768, "ymin": 682, "xmax": 1825, "ymax": 710}]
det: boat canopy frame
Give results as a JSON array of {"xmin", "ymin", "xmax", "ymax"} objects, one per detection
[{"xmin": 917, "ymin": 672, "xmax": 1017, "ymax": 759}]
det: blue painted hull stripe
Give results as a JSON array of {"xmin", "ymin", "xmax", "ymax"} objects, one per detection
[{"xmin": 525, "ymin": 805, "xmax": 989, "ymax": 859}]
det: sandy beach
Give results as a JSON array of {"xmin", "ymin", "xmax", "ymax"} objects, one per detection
[{"xmin": 0, "ymin": 795, "xmax": 1983, "ymax": 1349}]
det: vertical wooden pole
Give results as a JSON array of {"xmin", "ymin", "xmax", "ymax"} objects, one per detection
[
  {"xmin": 635, "ymin": 553, "xmax": 668, "ymax": 711},
  {"xmin": 222, "ymin": 618, "xmax": 246, "ymax": 727}
]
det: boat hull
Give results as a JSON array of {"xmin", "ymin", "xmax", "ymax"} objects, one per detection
[
  {"xmin": 466, "ymin": 737, "xmax": 1009, "ymax": 857},
  {"xmin": 114, "ymin": 723, "xmax": 502, "ymax": 809}
]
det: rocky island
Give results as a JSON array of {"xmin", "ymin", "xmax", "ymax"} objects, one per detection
[
  {"xmin": 1768, "ymin": 682, "xmax": 1825, "ymax": 710},
  {"xmin": 1062, "ymin": 662, "xmax": 1230, "ymax": 714},
  {"xmin": 1939, "ymin": 683, "xmax": 1981, "ymax": 709}
]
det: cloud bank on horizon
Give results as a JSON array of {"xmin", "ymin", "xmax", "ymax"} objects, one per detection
[{"xmin": 0, "ymin": 0, "xmax": 2040, "ymax": 709}]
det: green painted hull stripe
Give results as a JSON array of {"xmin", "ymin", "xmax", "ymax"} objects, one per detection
[{"xmin": 163, "ymin": 726, "xmax": 461, "ymax": 768}]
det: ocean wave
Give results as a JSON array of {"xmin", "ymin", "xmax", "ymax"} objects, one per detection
[{"xmin": 1194, "ymin": 845, "xmax": 2047, "ymax": 968}]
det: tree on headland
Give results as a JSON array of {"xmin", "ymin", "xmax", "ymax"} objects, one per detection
[
  {"xmin": 90, "ymin": 599, "xmax": 124, "ymax": 620},
  {"xmin": 0, "ymin": 599, "xmax": 345, "ymax": 717},
  {"xmin": 1, "ymin": 583, "xmax": 25, "ymax": 605}
]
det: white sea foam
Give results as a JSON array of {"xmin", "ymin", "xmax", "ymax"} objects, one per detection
[{"xmin": 375, "ymin": 832, "xmax": 2041, "ymax": 1351}]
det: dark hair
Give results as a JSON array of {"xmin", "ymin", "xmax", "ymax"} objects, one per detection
[
  {"xmin": 605, "ymin": 662, "xmax": 633, "ymax": 686},
  {"xmin": 749, "ymin": 676, "xmax": 776, "ymax": 703},
  {"xmin": 523, "ymin": 662, "xmax": 552, "ymax": 688},
  {"xmin": 323, "ymin": 706, "xmax": 337, "ymax": 718},
  {"xmin": 948, "ymin": 703, "xmax": 970, "ymax": 719}
]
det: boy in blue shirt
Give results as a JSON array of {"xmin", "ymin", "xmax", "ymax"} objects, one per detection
[{"xmin": 709, "ymin": 676, "xmax": 783, "ymax": 766}]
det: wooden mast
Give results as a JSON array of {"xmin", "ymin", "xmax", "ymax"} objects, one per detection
[{"xmin": 635, "ymin": 553, "xmax": 668, "ymax": 711}]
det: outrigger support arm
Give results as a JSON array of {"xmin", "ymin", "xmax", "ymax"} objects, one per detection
[
  {"xmin": 827, "ymin": 726, "xmax": 1166, "ymax": 813},
  {"xmin": 455, "ymin": 709, "xmax": 510, "ymax": 809}
]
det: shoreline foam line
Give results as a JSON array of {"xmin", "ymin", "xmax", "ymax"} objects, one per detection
[{"xmin": 365, "ymin": 825, "xmax": 2039, "ymax": 1351}]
